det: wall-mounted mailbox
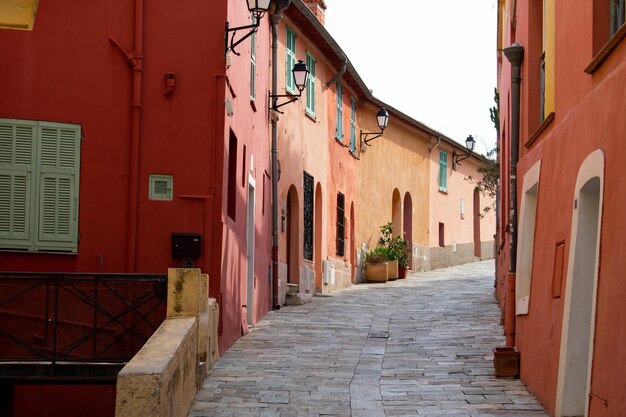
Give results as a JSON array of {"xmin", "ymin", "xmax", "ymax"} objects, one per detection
[{"xmin": 171, "ymin": 233, "xmax": 202, "ymax": 259}]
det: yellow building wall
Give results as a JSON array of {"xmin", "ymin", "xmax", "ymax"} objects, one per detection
[
  {"xmin": 428, "ymin": 142, "xmax": 496, "ymax": 269},
  {"xmin": 355, "ymin": 103, "xmax": 431, "ymax": 270}
]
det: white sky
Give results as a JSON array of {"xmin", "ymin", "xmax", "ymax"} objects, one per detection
[{"xmin": 325, "ymin": 0, "xmax": 498, "ymax": 155}]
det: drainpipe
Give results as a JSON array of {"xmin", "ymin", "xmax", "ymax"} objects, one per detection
[
  {"xmin": 110, "ymin": 0, "xmax": 144, "ymax": 272},
  {"xmin": 503, "ymin": 43, "xmax": 523, "ymax": 347},
  {"xmin": 326, "ymin": 52, "xmax": 347, "ymax": 88},
  {"xmin": 271, "ymin": 0, "xmax": 291, "ymax": 309}
]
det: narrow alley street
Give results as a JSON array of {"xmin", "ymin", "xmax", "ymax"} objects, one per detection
[{"xmin": 188, "ymin": 261, "xmax": 548, "ymax": 417}]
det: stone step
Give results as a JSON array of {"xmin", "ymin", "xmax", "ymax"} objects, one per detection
[
  {"xmin": 284, "ymin": 293, "xmax": 313, "ymax": 306},
  {"xmin": 286, "ymin": 283, "xmax": 299, "ymax": 294}
]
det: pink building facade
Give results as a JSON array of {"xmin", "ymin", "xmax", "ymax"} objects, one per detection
[{"xmin": 496, "ymin": 0, "xmax": 626, "ymax": 415}]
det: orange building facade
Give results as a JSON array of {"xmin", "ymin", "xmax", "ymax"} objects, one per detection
[
  {"xmin": 275, "ymin": 1, "xmax": 495, "ymax": 298},
  {"xmin": 496, "ymin": 0, "xmax": 626, "ymax": 415}
]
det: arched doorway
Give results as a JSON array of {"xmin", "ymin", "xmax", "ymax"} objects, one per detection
[
  {"xmin": 556, "ymin": 150, "xmax": 604, "ymax": 417},
  {"xmin": 314, "ymin": 183, "xmax": 323, "ymax": 292},
  {"xmin": 286, "ymin": 185, "xmax": 300, "ymax": 285},
  {"xmin": 403, "ymin": 192, "xmax": 413, "ymax": 269},
  {"xmin": 392, "ymin": 188, "xmax": 402, "ymax": 237}
]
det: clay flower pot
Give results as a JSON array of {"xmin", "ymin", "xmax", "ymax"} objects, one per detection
[
  {"xmin": 365, "ymin": 262, "xmax": 388, "ymax": 283},
  {"xmin": 493, "ymin": 346, "xmax": 519, "ymax": 378}
]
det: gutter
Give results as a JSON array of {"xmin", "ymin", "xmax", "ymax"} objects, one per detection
[
  {"xmin": 503, "ymin": 42, "xmax": 524, "ymax": 348},
  {"xmin": 271, "ymin": 0, "xmax": 292, "ymax": 310},
  {"xmin": 110, "ymin": 0, "xmax": 144, "ymax": 272},
  {"xmin": 326, "ymin": 52, "xmax": 346, "ymax": 87}
]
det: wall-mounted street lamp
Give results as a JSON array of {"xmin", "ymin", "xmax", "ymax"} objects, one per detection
[
  {"xmin": 225, "ymin": 0, "xmax": 271, "ymax": 56},
  {"xmin": 452, "ymin": 135, "xmax": 476, "ymax": 168},
  {"xmin": 359, "ymin": 108, "xmax": 390, "ymax": 150},
  {"xmin": 270, "ymin": 60, "xmax": 309, "ymax": 112}
]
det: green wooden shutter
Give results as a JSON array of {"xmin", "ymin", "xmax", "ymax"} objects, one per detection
[
  {"xmin": 336, "ymin": 83, "xmax": 343, "ymax": 140},
  {"xmin": 286, "ymin": 28, "xmax": 296, "ymax": 93},
  {"xmin": 0, "ymin": 119, "xmax": 36, "ymax": 248},
  {"xmin": 35, "ymin": 122, "xmax": 80, "ymax": 251},
  {"xmin": 349, "ymin": 98, "xmax": 357, "ymax": 153},
  {"xmin": 250, "ymin": 15, "xmax": 257, "ymax": 100},
  {"xmin": 305, "ymin": 53, "xmax": 316, "ymax": 117},
  {"xmin": 439, "ymin": 150, "xmax": 448, "ymax": 192}
]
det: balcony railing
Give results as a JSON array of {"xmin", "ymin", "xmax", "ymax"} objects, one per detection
[{"xmin": 0, "ymin": 272, "xmax": 167, "ymax": 379}]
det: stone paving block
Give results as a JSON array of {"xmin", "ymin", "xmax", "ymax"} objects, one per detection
[{"xmin": 187, "ymin": 261, "xmax": 548, "ymax": 417}]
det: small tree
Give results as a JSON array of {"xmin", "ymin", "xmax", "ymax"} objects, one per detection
[{"xmin": 466, "ymin": 88, "xmax": 499, "ymax": 216}]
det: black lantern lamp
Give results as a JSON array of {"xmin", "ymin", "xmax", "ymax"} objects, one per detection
[
  {"xmin": 376, "ymin": 108, "xmax": 390, "ymax": 132},
  {"xmin": 247, "ymin": 0, "xmax": 271, "ymax": 19},
  {"xmin": 270, "ymin": 60, "xmax": 310, "ymax": 112},
  {"xmin": 360, "ymin": 108, "xmax": 390, "ymax": 149},
  {"xmin": 292, "ymin": 60, "xmax": 309, "ymax": 92},
  {"xmin": 225, "ymin": 0, "xmax": 271, "ymax": 56},
  {"xmin": 453, "ymin": 135, "xmax": 476, "ymax": 167}
]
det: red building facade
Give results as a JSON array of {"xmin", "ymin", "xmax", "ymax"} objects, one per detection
[
  {"xmin": 0, "ymin": 0, "xmax": 272, "ymax": 356},
  {"xmin": 496, "ymin": 1, "xmax": 626, "ymax": 415}
]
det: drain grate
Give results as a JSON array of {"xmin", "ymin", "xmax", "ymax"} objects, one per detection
[{"xmin": 368, "ymin": 332, "xmax": 389, "ymax": 339}]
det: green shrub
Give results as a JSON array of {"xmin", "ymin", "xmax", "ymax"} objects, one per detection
[{"xmin": 364, "ymin": 246, "xmax": 388, "ymax": 264}]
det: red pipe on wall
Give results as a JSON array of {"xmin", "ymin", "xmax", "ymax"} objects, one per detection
[
  {"xmin": 505, "ymin": 272, "xmax": 516, "ymax": 347},
  {"xmin": 110, "ymin": 0, "xmax": 144, "ymax": 272},
  {"xmin": 126, "ymin": 0, "xmax": 144, "ymax": 272}
]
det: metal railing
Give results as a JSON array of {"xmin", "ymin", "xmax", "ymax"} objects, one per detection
[{"xmin": 0, "ymin": 272, "xmax": 167, "ymax": 378}]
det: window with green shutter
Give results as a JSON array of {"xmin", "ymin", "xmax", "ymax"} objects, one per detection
[
  {"xmin": 250, "ymin": 14, "xmax": 257, "ymax": 100},
  {"xmin": 611, "ymin": 0, "xmax": 626, "ymax": 35},
  {"xmin": 0, "ymin": 118, "xmax": 81, "ymax": 252},
  {"xmin": 286, "ymin": 27, "xmax": 296, "ymax": 93},
  {"xmin": 349, "ymin": 97, "xmax": 357, "ymax": 154},
  {"xmin": 305, "ymin": 53, "xmax": 316, "ymax": 118},
  {"xmin": 336, "ymin": 83, "xmax": 343, "ymax": 141},
  {"xmin": 438, "ymin": 150, "xmax": 448, "ymax": 192}
]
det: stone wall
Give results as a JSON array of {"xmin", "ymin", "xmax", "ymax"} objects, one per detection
[
  {"xmin": 429, "ymin": 241, "xmax": 495, "ymax": 271},
  {"xmin": 320, "ymin": 258, "xmax": 352, "ymax": 293}
]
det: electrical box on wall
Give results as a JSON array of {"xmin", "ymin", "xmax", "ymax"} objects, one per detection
[{"xmin": 171, "ymin": 233, "xmax": 202, "ymax": 259}]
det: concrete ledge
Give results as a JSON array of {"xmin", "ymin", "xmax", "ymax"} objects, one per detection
[
  {"xmin": 115, "ymin": 268, "xmax": 220, "ymax": 417},
  {"xmin": 116, "ymin": 317, "xmax": 198, "ymax": 417}
]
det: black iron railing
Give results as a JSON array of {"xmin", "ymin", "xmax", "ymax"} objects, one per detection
[{"xmin": 0, "ymin": 273, "xmax": 167, "ymax": 378}]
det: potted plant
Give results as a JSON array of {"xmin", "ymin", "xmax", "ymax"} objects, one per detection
[
  {"xmin": 391, "ymin": 237, "xmax": 411, "ymax": 278},
  {"xmin": 363, "ymin": 246, "xmax": 388, "ymax": 283},
  {"xmin": 377, "ymin": 223, "xmax": 399, "ymax": 279}
]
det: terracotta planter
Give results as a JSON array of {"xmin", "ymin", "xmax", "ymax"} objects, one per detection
[
  {"xmin": 365, "ymin": 262, "xmax": 388, "ymax": 283},
  {"xmin": 387, "ymin": 260, "xmax": 399, "ymax": 280},
  {"xmin": 493, "ymin": 347, "xmax": 519, "ymax": 378},
  {"xmin": 398, "ymin": 266, "xmax": 407, "ymax": 279}
]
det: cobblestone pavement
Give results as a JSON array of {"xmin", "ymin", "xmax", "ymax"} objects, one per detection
[{"xmin": 189, "ymin": 261, "xmax": 548, "ymax": 417}]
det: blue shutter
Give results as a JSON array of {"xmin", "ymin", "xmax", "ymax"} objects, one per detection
[{"xmin": 336, "ymin": 83, "xmax": 343, "ymax": 140}]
